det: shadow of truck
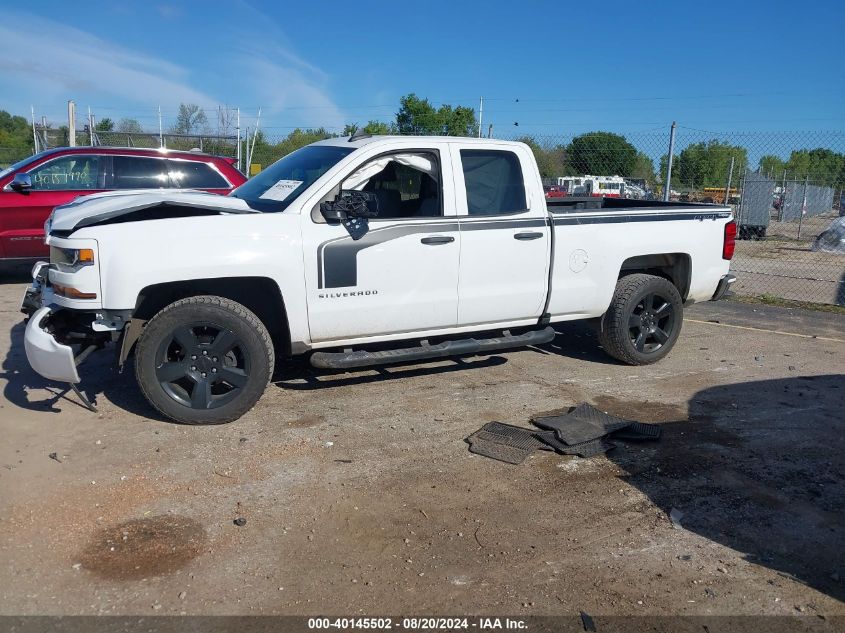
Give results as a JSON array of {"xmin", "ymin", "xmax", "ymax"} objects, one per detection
[{"xmin": 604, "ymin": 375, "xmax": 844, "ymax": 603}]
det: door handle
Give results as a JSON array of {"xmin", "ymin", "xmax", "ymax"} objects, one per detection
[
  {"xmin": 420, "ymin": 235, "xmax": 455, "ymax": 245},
  {"xmin": 513, "ymin": 231, "xmax": 544, "ymax": 240}
]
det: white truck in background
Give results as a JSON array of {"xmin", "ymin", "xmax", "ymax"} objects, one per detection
[{"xmin": 22, "ymin": 134, "xmax": 737, "ymax": 424}]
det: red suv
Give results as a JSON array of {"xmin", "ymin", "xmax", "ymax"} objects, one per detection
[{"xmin": 0, "ymin": 147, "xmax": 246, "ymax": 261}]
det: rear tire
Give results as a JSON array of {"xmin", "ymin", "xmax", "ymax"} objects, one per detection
[
  {"xmin": 135, "ymin": 295, "xmax": 274, "ymax": 424},
  {"xmin": 598, "ymin": 274, "xmax": 683, "ymax": 365}
]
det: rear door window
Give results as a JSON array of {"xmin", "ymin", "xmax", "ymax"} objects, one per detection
[
  {"xmin": 460, "ymin": 150, "xmax": 527, "ymax": 215},
  {"xmin": 167, "ymin": 160, "xmax": 229, "ymax": 189},
  {"xmin": 112, "ymin": 156, "xmax": 169, "ymax": 189}
]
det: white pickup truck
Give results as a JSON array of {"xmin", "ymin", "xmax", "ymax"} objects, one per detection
[{"xmin": 21, "ymin": 134, "xmax": 737, "ymax": 424}]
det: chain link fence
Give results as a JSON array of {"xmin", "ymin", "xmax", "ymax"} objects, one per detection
[
  {"xmin": 488, "ymin": 128, "xmax": 845, "ymax": 306},
  {"xmin": 4, "ymin": 125, "xmax": 844, "ymax": 305}
]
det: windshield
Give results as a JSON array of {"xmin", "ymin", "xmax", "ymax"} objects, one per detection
[{"xmin": 230, "ymin": 145, "xmax": 355, "ymax": 212}]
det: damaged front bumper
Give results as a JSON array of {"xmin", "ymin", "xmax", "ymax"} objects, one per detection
[
  {"xmin": 24, "ymin": 306, "xmax": 81, "ymax": 383},
  {"xmin": 20, "ymin": 262, "xmax": 111, "ymax": 386}
]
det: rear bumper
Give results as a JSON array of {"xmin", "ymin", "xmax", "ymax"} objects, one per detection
[
  {"xmin": 710, "ymin": 274, "xmax": 736, "ymax": 301},
  {"xmin": 24, "ymin": 306, "xmax": 81, "ymax": 383}
]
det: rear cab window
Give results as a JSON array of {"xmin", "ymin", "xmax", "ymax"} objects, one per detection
[{"xmin": 459, "ymin": 149, "xmax": 527, "ymax": 215}]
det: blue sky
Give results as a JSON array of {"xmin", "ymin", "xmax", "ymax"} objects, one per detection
[{"xmin": 1, "ymin": 0, "xmax": 843, "ymax": 139}]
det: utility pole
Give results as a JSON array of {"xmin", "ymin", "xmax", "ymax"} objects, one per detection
[
  {"xmin": 88, "ymin": 107, "xmax": 94, "ymax": 146},
  {"xmin": 663, "ymin": 121, "xmax": 676, "ymax": 202},
  {"xmin": 723, "ymin": 155, "xmax": 735, "ymax": 205},
  {"xmin": 236, "ymin": 107, "xmax": 241, "ymax": 172},
  {"xmin": 158, "ymin": 106, "xmax": 164, "ymax": 148},
  {"xmin": 31, "ymin": 106, "xmax": 39, "ymax": 153},
  {"xmin": 67, "ymin": 101, "xmax": 76, "ymax": 148},
  {"xmin": 477, "ymin": 97, "xmax": 483, "ymax": 139}
]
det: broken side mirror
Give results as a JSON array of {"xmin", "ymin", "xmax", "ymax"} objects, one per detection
[{"xmin": 320, "ymin": 190, "xmax": 379, "ymax": 222}]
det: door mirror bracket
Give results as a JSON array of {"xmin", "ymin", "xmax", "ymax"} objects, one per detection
[{"xmin": 320, "ymin": 190, "xmax": 379, "ymax": 222}]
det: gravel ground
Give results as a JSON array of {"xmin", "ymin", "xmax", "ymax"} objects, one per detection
[{"xmin": 0, "ymin": 271, "xmax": 843, "ymax": 618}]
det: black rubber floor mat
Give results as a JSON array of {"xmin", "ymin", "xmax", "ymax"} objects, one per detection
[
  {"xmin": 610, "ymin": 420, "xmax": 661, "ymax": 440},
  {"xmin": 532, "ymin": 403, "xmax": 635, "ymax": 445},
  {"xmin": 466, "ymin": 422, "xmax": 546, "ymax": 465},
  {"xmin": 533, "ymin": 430, "xmax": 616, "ymax": 458}
]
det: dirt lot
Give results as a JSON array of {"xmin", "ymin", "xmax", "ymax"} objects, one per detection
[{"xmin": 0, "ymin": 270, "xmax": 843, "ymax": 618}]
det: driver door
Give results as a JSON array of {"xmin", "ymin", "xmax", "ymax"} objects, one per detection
[{"xmin": 301, "ymin": 144, "xmax": 460, "ymax": 344}]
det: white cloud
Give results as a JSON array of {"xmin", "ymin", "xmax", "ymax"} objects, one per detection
[
  {"xmin": 0, "ymin": 7, "xmax": 347, "ymax": 130},
  {"xmin": 0, "ymin": 12, "xmax": 216, "ymax": 110}
]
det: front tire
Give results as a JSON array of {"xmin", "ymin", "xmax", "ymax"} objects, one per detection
[
  {"xmin": 598, "ymin": 274, "xmax": 683, "ymax": 365},
  {"xmin": 135, "ymin": 296, "xmax": 274, "ymax": 424}
]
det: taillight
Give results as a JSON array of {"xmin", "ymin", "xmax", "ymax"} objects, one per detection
[{"xmin": 723, "ymin": 220, "xmax": 737, "ymax": 260}]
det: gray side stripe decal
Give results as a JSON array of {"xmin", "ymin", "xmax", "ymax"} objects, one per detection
[
  {"xmin": 317, "ymin": 217, "xmax": 546, "ymax": 289},
  {"xmin": 553, "ymin": 211, "xmax": 731, "ymax": 225},
  {"xmin": 316, "ymin": 211, "xmax": 726, "ymax": 289},
  {"xmin": 318, "ymin": 222, "xmax": 458, "ymax": 289}
]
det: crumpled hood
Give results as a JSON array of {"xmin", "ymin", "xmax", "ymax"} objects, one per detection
[{"xmin": 48, "ymin": 189, "xmax": 258, "ymax": 232}]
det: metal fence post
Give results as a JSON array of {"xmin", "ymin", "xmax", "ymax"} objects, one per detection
[
  {"xmin": 778, "ymin": 170, "xmax": 787, "ymax": 222},
  {"xmin": 797, "ymin": 175, "xmax": 809, "ymax": 241},
  {"xmin": 663, "ymin": 121, "xmax": 676, "ymax": 202},
  {"xmin": 724, "ymin": 155, "xmax": 735, "ymax": 205}
]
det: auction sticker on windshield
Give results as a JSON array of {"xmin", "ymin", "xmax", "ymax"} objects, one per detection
[{"xmin": 259, "ymin": 179, "xmax": 303, "ymax": 201}]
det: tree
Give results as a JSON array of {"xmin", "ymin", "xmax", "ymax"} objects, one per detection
[
  {"xmin": 117, "ymin": 118, "xmax": 144, "ymax": 134},
  {"xmin": 674, "ymin": 140, "xmax": 748, "ymax": 189},
  {"xmin": 784, "ymin": 148, "xmax": 845, "ymax": 187},
  {"xmin": 343, "ymin": 120, "xmax": 396, "ymax": 136},
  {"xmin": 95, "ymin": 117, "xmax": 114, "ymax": 132},
  {"xmin": 517, "ymin": 136, "xmax": 566, "ymax": 179},
  {"xmin": 173, "ymin": 103, "xmax": 208, "ymax": 135},
  {"xmin": 395, "ymin": 94, "xmax": 477, "ymax": 136},
  {"xmin": 0, "ymin": 110, "xmax": 33, "ymax": 164},
  {"xmin": 630, "ymin": 152, "xmax": 657, "ymax": 185},
  {"xmin": 567, "ymin": 132, "xmax": 638, "ymax": 176},
  {"xmin": 275, "ymin": 128, "xmax": 334, "ymax": 156},
  {"xmin": 758, "ymin": 154, "xmax": 785, "ymax": 179}
]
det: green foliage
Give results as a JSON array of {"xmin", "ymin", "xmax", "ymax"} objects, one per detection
[
  {"xmin": 95, "ymin": 117, "xmax": 114, "ymax": 132},
  {"xmin": 343, "ymin": 120, "xmax": 397, "ymax": 136},
  {"xmin": 172, "ymin": 103, "xmax": 208, "ymax": 135},
  {"xmin": 0, "ymin": 110, "xmax": 34, "ymax": 166},
  {"xmin": 674, "ymin": 139, "xmax": 747, "ymax": 188},
  {"xmin": 247, "ymin": 128, "xmax": 336, "ymax": 168},
  {"xmin": 631, "ymin": 152, "xmax": 657, "ymax": 184},
  {"xmin": 758, "ymin": 154, "xmax": 785, "ymax": 178},
  {"xmin": 117, "ymin": 118, "xmax": 144, "ymax": 134},
  {"xmin": 784, "ymin": 148, "xmax": 845, "ymax": 187},
  {"xmin": 517, "ymin": 136, "xmax": 566, "ymax": 179},
  {"xmin": 396, "ymin": 94, "xmax": 477, "ymax": 136},
  {"xmin": 567, "ymin": 132, "xmax": 638, "ymax": 176}
]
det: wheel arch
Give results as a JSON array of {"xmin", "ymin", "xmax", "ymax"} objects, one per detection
[
  {"xmin": 618, "ymin": 253, "xmax": 692, "ymax": 300},
  {"xmin": 128, "ymin": 277, "xmax": 291, "ymax": 360}
]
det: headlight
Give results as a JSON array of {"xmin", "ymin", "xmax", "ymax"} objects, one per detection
[{"xmin": 50, "ymin": 246, "xmax": 95, "ymax": 271}]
